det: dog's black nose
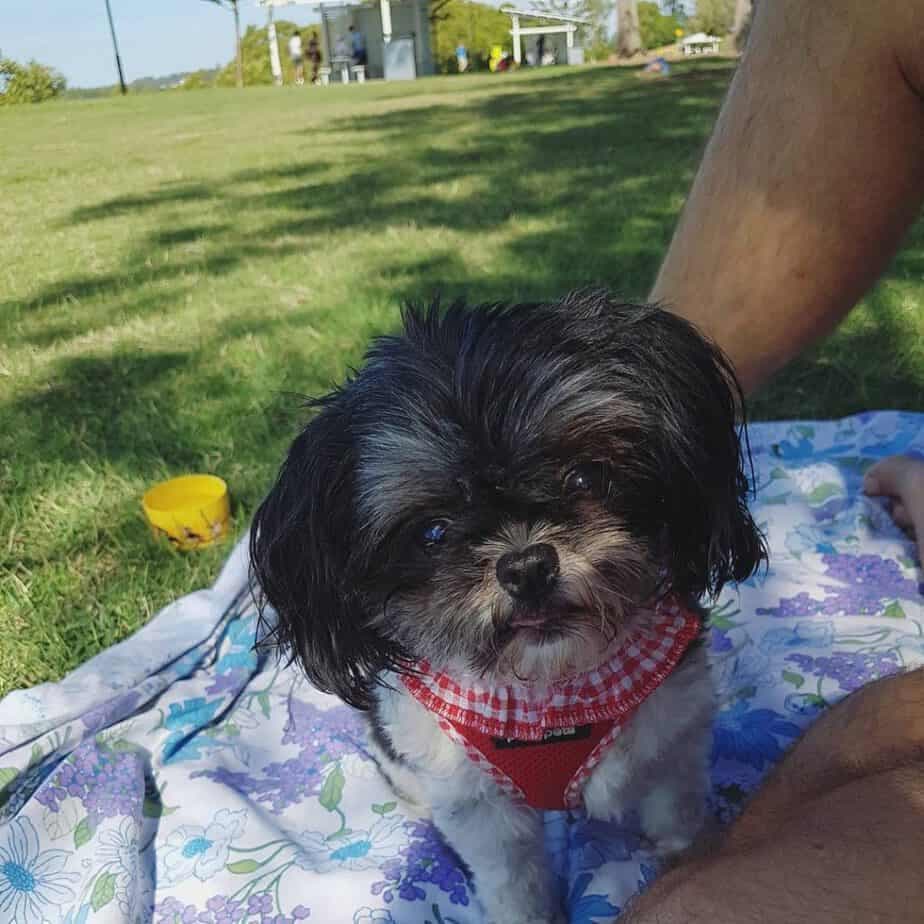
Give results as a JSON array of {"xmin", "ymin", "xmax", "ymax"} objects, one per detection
[{"xmin": 496, "ymin": 544, "xmax": 560, "ymax": 601}]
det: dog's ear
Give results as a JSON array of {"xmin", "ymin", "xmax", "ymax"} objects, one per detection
[
  {"xmin": 250, "ymin": 396, "xmax": 392, "ymax": 709},
  {"xmin": 643, "ymin": 311, "xmax": 767, "ymax": 599}
]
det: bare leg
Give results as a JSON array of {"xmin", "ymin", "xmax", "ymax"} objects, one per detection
[
  {"xmin": 650, "ymin": 0, "xmax": 924, "ymax": 393},
  {"xmin": 865, "ymin": 456, "xmax": 924, "ymax": 561},
  {"xmin": 632, "ymin": 4, "xmax": 924, "ymax": 917},
  {"xmin": 625, "ymin": 671, "xmax": 924, "ymax": 923}
]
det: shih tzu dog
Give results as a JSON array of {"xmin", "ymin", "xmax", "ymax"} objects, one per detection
[{"xmin": 250, "ymin": 292, "xmax": 765, "ymax": 924}]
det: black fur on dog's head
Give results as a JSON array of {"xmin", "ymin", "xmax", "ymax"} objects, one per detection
[{"xmin": 251, "ymin": 292, "xmax": 766, "ymax": 708}]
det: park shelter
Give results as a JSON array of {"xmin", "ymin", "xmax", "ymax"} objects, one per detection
[
  {"xmin": 500, "ymin": 5, "xmax": 589, "ymax": 67},
  {"xmin": 679, "ymin": 32, "xmax": 721, "ymax": 55},
  {"xmin": 258, "ymin": 0, "xmax": 434, "ymax": 80}
]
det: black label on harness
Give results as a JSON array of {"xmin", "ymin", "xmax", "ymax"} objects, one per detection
[{"xmin": 492, "ymin": 725, "xmax": 592, "ymax": 749}]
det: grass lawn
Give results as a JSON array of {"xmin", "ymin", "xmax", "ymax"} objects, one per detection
[{"xmin": 1, "ymin": 62, "xmax": 922, "ymax": 697}]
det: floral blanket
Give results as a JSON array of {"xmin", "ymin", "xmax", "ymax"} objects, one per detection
[{"xmin": 2, "ymin": 413, "xmax": 922, "ymax": 924}]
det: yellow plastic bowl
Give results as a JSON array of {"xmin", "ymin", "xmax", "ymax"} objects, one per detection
[{"xmin": 142, "ymin": 474, "xmax": 230, "ymax": 551}]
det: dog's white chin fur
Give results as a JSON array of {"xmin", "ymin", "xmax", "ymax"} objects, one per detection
[
  {"xmin": 371, "ymin": 629, "xmax": 715, "ymax": 924},
  {"xmin": 446, "ymin": 617, "xmax": 624, "ymax": 685}
]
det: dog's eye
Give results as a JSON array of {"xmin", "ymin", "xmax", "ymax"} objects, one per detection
[
  {"xmin": 421, "ymin": 519, "xmax": 450, "ymax": 547},
  {"xmin": 563, "ymin": 464, "xmax": 606, "ymax": 497}
]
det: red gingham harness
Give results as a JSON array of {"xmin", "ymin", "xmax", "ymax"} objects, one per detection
[{"xmin": 401, "ymin": 599, "xmax": 700, "ymax": 810}]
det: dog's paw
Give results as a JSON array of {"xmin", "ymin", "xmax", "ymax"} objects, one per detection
[
  {"xmin": 639, "ymin": 783, "xmax": 706, "ymax": 860},
  {"xmin": 648, "ymin": 831, "xmax": 695, "ymax": 858},
  {"xmin": 480, "ymin": 883, "xmax": 563, "ymax": 924}
]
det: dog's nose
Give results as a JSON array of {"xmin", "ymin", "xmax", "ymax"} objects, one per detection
[{"xmin": 496, "ymin": 544, "xmax": 560, "ymax": 601}]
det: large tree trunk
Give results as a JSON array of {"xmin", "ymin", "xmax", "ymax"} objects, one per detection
[
  {"xmin": 232, "ymin": 0, "xmax": 243, "ymax": 88},
  {"xmin": 731, "ymin": 0, "xmax": 752, "ymax": 37},
  {"xmin": 616, "ymin": 0, "xmax": 640, "ymax": 58}
]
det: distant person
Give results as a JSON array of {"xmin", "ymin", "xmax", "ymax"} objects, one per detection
[
  {"xmin": 307, "ymin": 31, "xmax": 322, "ymax": 84},
  {"xmin": 349, "ymin": 24, "xmax": 367, "ymax": 67},
  {"xmin": 455, "ymin": 41, "xmax": 469, "ymax": 73},
  {"xmin": 288, "ymin": 30, "xmax": 305, "ymax": 85},
  {"xmin": 536, "ymin": 33, "xmax": 546, "ymax": 65},
  {"xmin": 640, "ymin": 55, "xmax": 671, "ymax": 78}
]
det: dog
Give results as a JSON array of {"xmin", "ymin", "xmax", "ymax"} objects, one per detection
[{"xmin": 250, "ymin": 292, "xmax": 766, "ymax": 923}]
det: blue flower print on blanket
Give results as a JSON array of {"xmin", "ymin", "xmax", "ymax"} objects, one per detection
[
  {"xmin": 36, "ymin": 742, "xmax": 144, "ymax": 828},
  {"xmin": 371, "ymin": 819, "xmax": 470, "ymax": 906},
  {"xmin": 756, "ymin": 553, "xmax": 921, "ymax": 620},
  {"xmin": 712, "ymin": 703, "xmax": 801, "ymax": 770},
  {"xmin": 1, "ymin": 413, "xmax": 923, "ymax": 923},
  {"xmin": 157, "ymin": 809, "xmax": 248, "ymax": 886},
  {"xmin": 0, "ymin": 817, "xmax": 80, "ymax": 923},
  {"xmin": 94, "ymin": 818, "xmax": 144, "ymax": 918},
  {"xmin": 193, "ymin": 697, "xmax": 367, "ymax": 813},
  {"xmin": 296, "ymin": 815, "xmax": 406, "ymax": 874}
]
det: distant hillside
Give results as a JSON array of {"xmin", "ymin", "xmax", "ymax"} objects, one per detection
[
  {"xmin": 65, "ymin": 67, "xmax": 221, "ymax": 98},
  {"xmin": 130, "ymin": 69, "xmax": 221, "ymax": 91}
]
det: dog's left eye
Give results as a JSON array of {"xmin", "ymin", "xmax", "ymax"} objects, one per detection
[
  {"xmin": 563, "ymin": 463, "xmax": 606, "ymax": 497},
  {"xmin": 421, "ymin": 519, "xmax": 450, "ymax": 547}
]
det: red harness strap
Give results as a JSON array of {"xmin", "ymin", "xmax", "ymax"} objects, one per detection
[
  {"xmin": 447, "ymin": 721, "xmax": 616, "ymax": 810},
  {"xmin": 402, "ymin": 599, "xmax": 700, "ymax": 810}
]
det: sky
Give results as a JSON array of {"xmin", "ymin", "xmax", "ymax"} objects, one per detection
[{"xmin": 1, "ymin": 1, "xmax": 325, "ymax": 88}]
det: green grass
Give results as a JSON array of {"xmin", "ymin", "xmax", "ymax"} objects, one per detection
[{"xmin": 1, "ymin": 62, "xmax": 922, "ymax": 696}]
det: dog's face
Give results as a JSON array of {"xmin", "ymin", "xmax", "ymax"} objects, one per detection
[{"xmin": 251, "ymin": 294, "xmax": 766, "ymax": 707}]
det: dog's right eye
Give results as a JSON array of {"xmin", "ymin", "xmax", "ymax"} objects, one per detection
[
  {"xmin": 420, "ymin": 519, "xmax": 450, "ymax": 547},
  {"xmin": 563, "ymin": 463, "xmax": 607, "ymax": 497}
]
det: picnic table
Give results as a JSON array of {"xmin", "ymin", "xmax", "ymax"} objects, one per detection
[{"xmin": 331, "ymin": 55, "xmax": 352, "ymax": 83}]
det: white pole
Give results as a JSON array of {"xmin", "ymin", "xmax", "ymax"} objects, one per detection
[
  {"xmin": 267, "ymin": 6, "xmax": 283, "ymax": 85},
  {"xmin": 566, "ymin": 24, "xmax": 574, "ymax": 49},
  {"xmin": 380, "ymin": 0, "xmax": 392, "ymax": 43},
  {"xmin": 512, "ymin": 14, "xmax": 521, "ymax": 64}
]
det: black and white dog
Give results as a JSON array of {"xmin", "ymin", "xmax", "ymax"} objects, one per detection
[{"xmin": 251, "ymin": 292, "xmax": 765, "ymax": 923}]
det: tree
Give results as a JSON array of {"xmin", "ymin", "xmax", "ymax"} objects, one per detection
[
  {"xmin": 690, "ymin": 0, "xmax": 734, "ymax": 35},
  {"xmin": 212, "ymin": 20, "xmax": 314, "ymax": 86},
  {"xmin": 202, "ymin": 0, "xmax": 243, "ymax": 88},
  {"xmin": 616, "ymin": 0, "xmax": 640, "ymax": 57},
  {"xmin": 582, "ymin": 0, "xmax": 615, "ymax": 50},
  {"xmin": 733, "ymin": 0, "xmax": 757, "ymax": 50},
  {"xmin": 429, "ymin": 0, "xmax": 454, "ymax": 25},
  {"xmin": 0, "ymin": 55, "xmax": 66, "ymax": 104},
  {"xmin": 732, "ymin": 0, "xmax": 753, "ymax": 43},
  {"xmin": 180, "ymin": 69, "xmax": 215, "ymax": 90},
  {"xmin": 638, "ymin": 1, "xmax": 680, "ymax": 48},
  {"xmin": 731, "ymin": 0, "xmax": 751, "ymax": 36},
  {"xmin": 430, "ymin": 0, "xmax": 511, "ymax": 71}
]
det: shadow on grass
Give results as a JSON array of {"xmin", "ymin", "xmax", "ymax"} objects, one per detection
[
  {"xmin": 0, "ymin": 337, "xmax": 323, "ymax": 575},
  {"xmin": 6, "ymin": 66, "xmax": 722, "ymax": 345},
  {"xmin": 3, "ymin": 60, "xmax": 924, "ymax": 694},
  {"xmin": 67, "ymin": 182, "xmax": 214, "ymax": 223},
  {"xmin": 4, "ymin": 60, "xmax": 923, "ymax": 507},
  {"xmin": 9, "ymin": 352, "xmax": 204, "ymax": 473},
  {"xmin": 750, "ymin": 266, "xmax": 924, "ymax": 420}
]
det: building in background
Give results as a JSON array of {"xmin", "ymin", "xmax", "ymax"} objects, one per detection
[{"xmin": 259, "ymin": 0, "xmax": 434, "ymax": 81}]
